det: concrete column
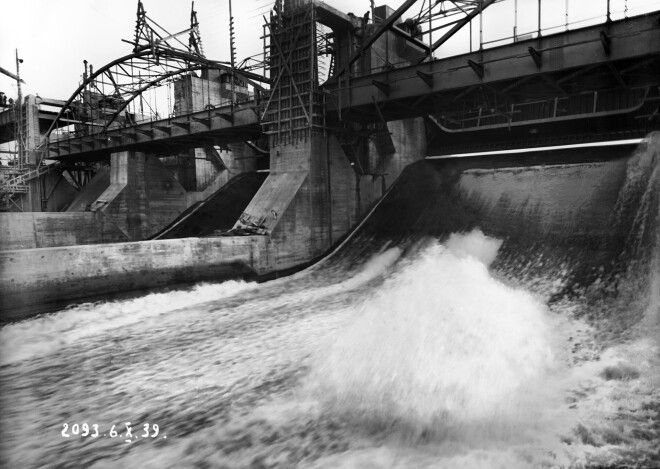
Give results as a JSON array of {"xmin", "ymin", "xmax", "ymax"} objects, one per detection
[{"xmin": 94, "ymin": 151, "xmax": 187, "ymax": 240}]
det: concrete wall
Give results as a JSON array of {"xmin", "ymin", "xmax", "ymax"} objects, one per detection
[
  {"xmin": 0, "ymin": 236, "xmax": 267, "ymax": 320},
  {"xmin": 359, "ymin": 117, "xmax": 428, "ymax": 213},
  {"xmin": 235, "ymin": 132, "xmax": 349, "ymax": 271},
  {"xmin": 95, "ymin": 151, "xmax": 188, "ymax": 240},
  {"xmin": 173, "ymin": 72, "xmax": 248, "ymax": 115},
  {"xmin": 171, "ymin": 73, "xmax": 259, "ymax": 192},
  {"xmin": 0, "ymin": 212, "xmax": 128, "ymax": 251},
  {"xmin": 268, "ymin": 175, "xmax": 316, "ymax": 269},
  {"xmin": 3, "ymin": 148, "xmax": 264, "ymax": 249},
  {"xmin": 174, "ymin": 74, "xmax": 225, "ymax": 114},
  {"xmin": 235, "ymin": 115, "xmax": 427, "ymax": 272},
  {"xmin": 350, "ymin": 6, "xmax": 427, "ymax": 74}
]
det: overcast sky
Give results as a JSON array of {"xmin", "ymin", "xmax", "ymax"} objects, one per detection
[{"xmin": 1, "ymin": 0, "xmax": 658, "ymax": 101}]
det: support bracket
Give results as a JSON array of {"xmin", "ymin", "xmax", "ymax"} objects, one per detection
[
  {"xmin": 467, "ymin": 60, "xmax": 484, "ymax": 79},
  {"xmin": 215, "ymin": 112, "xmax": 234, "ymax": 124},
  {"xmin": 171, "ymin": 121, "xmax": 190, "ymax": 131},
  {"xmin": 153, "ymin": 125, "xmax": 172, "ymax": 135},
  {"xmin": 600, "ymin": 31, "xmax": 611, "ymax": 55},
  {"xmin": 416, "ymin": 70, "xmax": 433, "ymax": 87},
  {"xmin": 528, "ymin": 47, "xmax": 542, "ymax": 68},
  {"xmin": 134, "ymin": 128, "xmax": 154, "ymax": 138},
  {"xmin": 192, "ymin": 116, "xmax": 211, "ymax": 127},
  {"xmin": 372, "ymin": 79, "xmax": 390, "ymax": 95}
]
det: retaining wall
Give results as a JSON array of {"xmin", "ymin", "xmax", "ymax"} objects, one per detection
[{"xmin": 0, "ymin": 236, "xmax": 268, "ymax": 320}]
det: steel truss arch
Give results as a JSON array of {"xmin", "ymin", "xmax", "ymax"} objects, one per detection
[
  {"xmin": 333, "ymin": 0, "xmax": 500, "ymax": 79},
  {"xmin": 42, "ymin": 47, "xmax": 271, "ymax": 149}
]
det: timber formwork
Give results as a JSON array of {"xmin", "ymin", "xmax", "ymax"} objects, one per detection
[{"xmin": 262, "ymin": 0, "xmax": 325, "ymax": 147}]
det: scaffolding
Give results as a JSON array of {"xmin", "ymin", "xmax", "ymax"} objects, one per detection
[{"xmin": 261, "ymin": 0, "xmax": 325, "ymax": 147}]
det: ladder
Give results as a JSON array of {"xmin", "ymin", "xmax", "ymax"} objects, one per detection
[{"xmin": 0, "ymin": 163, "xmax": 56, "ymax": 195}]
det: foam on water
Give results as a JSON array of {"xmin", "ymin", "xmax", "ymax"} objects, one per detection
[
  {"xmin": 305, "ymin": 231, "xmax": 562, "ymax": 443},
  {"xmin": 2, "ymin": 136, "xmax": 659, "ymax": 469},
  {"xmin": 0, "ymin": 280, "xmax": 256, "ymax": 366}
]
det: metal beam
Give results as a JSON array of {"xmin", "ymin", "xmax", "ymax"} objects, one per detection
[
  {"xmin": 372, "ymin": 79, "xmax": 390, "ymax": 95},
  {"xmin": 600, "ymin": 31, "xmax": 611, "ymax": 55},
  {"xmin": 539, "ymin": 73, "xmax": 567, "ymax": 95},
  {"xmin": 607, "ymin": 62, "xmax": 627, "ymax": 88},
  {"xmin": 389, "ymin": 24, "xmax": 432, "ymax": 54},
  {"xmin": 41, "ymin": 47, "xmax": 270, "ymax": 144},
  {"xmin": 528, "ymin": 47, "xmax": 542, "ymax": 68},
  {"xmin": 556, "ymin": 64, "xmax": 602, "ymax": 84},
  {"xmin": 467, "ymin": 60, "xmax": 484, "ymax": 78},
  {"xmin": 334, "ymin": 0, "xmax": 418, "ymax": 78},
  {"xmin": 47, "ymin": 106, "xmax": 261, "ymax": 161},
  {"xmin": 428, "ymin": 0, "xmax": 497, "ymax": 53},
  {"xmin": 0, "ymin": 65, "xmax": 24, "ymax": 83},
  {"xmin": 323, "ymin": 13, "xmax": 660, "ymax": 119},
  {"xmin": 416, "ymin": 70, "xmax": 433, "ymax": 87}
]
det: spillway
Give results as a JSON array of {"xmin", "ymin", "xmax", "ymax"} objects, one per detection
[{"xmin": 1, "ymin": 133, "xmax": 658, "ymax": 468}]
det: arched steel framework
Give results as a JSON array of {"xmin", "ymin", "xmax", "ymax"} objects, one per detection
[
  {"xmin": 41, "ymin": 0, "xmax": 271, "ymax": 159},
  {"xmin": 43, "ymin": 48, "xmax": 270, "ymax": 143},
  {"xmin": 333, "ymin": 0, "xmax": 501, "ymax": 79}
]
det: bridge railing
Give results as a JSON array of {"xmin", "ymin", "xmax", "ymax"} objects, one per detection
[
  {"xmin": 40, "ymin": 41, "xmax": 271, "ymax": 165},
  {"xmin": 482, "ymin": 2, "xmax": 653, "ymax": 50},
  {"xmin": 348, "ymin": 1, "xmax": 657, "ymax": 78}
]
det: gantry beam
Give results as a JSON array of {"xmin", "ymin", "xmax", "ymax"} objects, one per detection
[
  {"xmin": 333, "ymin": 0, "xmax": 496, "ymax": 78},
  {"xmin": 333, "ymin": 0, "xmax": 419, "ymax": 79},
  {"xmin": 428, "ymin": 0, "xmax": 497, "ymax": 54},
  {"xmin": 47, "ymin": 102, "xmax": 261, "ymax": 162},
  {"xmin": 324, "ymin": 12, "xmax": 660, "ymax": 122}
]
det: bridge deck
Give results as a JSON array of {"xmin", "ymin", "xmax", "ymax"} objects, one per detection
[
  {"xmin": 323, "ymin": 12, "xmax": 660, "ymax": 122},
  {"xmin": 0, "ymin": 99, "xmax": 77, "ymax": 145},
  {"xmin": 41, "ymin": 12, "xmax": 660, "ymax": 161},
  {"xmin": 48, "ymin": 103, "xmax": 261, "ymax": 162}
]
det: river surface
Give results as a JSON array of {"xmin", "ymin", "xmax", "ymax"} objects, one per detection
[{"xmin": 1, "ymin": 137, "xmax": 659, "ymax": 468}]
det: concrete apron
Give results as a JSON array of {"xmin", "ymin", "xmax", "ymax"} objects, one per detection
[{"xmin": 0, "ymin": 236, "xmax": 268, "ymax": 321}]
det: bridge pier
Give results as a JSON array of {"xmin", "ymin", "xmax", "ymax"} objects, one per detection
[
  {"xmin": 233, "ymin": 0, "xmax": 429, "ymax": 273},
  {"xmin": 236, "ymin": 132, "xmax": 348, "ymax": 271},
  {"xmin": 88, "ymin": 150, "xmax": 188, "ymax": 240},
  {"xmin": 235, "ymin": 121, "xmax": 427, "ymax": 273}
]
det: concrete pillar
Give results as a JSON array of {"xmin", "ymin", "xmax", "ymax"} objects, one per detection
[
  {"xmin": 172, "ymin": 72, "xmax": 256, "ymax": 192},
  {"xmin": 23, "ymin": 95, "xmax": 41, "ymax": 166},
  {"xmin": 233, "ymin": 2, "xmax": 429, "ymax": 273},
  {"xmin": 93, "ymin": 151, "xmax": 188, "ymax": 240}
]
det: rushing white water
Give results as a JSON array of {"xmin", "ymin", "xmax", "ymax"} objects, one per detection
[
  {"xmin": 2, "ymin": 229, "xmax": 657, "ymax": 469},
  {"xmin": 1, "ymin": 138, "xmax": 659, "ymax": 468},
  {"xmin": 306, "ymin": 232, "xmax": 555, "ymax": 431},
  {"xmin": 0, "ymin": 280, "xmax": 258, "ymax": 367}
]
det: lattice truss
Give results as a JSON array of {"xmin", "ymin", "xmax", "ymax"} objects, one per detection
[
  {"xmin": 335, "ymin": 0, "xmax": 500, "ymax": 79},
  {"xmin": 45, "ymin": 1, "xmax": 267, "ymax": 143},
  {"xmin": 398, "ymin": 0, "xmax": 497, "ymax": 44}
]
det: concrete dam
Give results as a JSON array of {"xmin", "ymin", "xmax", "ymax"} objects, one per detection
[{"xmin": 1, "ymin": 0, "xmax": 659, "ymax": 467}]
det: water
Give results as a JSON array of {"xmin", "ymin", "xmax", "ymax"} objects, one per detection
[{"xmin": 1, "ymin": 135, "xmax": 659, "ymax": 468}]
